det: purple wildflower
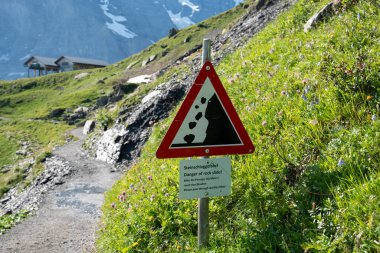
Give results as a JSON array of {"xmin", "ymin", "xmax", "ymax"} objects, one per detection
[
  {"xmin": 337, "ymin": 159, "xmax": 345, "ymax": 167},
  {"xmin": 372, "ymin": 114, "xmax": 377, "ymax": 121}
]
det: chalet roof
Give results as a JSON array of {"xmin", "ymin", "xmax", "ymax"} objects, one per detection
[
  {"xmin": 24, "ymin": 56, "xmax": 58, "ymax": 67},
  {"xmin": 55, "ymin": 56, "xmax": 108, "ymax": 66}
]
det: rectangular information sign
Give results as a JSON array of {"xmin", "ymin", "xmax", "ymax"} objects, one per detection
[{"xmin": 179, "ymin": 157, "xmax": 231, "ymax": 200}]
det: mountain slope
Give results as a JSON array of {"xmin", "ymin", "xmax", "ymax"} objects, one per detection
[
  {"xmin": 0, "ymin": 0, "xmax": 241, "ymax": 80},
  {"xmin": 97, "ymin": 0, "xmax": 380, "ymax": 252},
  {"xmin": 0, "ymin": 0, "xmax": 251, "ymax": 228}
]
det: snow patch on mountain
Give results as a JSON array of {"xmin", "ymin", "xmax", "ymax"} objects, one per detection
[
  {"xmin": 100, "ymin": 0, "xmax": 137, "ymax": 39},
  {"xmin": 166, "ymin": 9, "xmax": 195, "ymax": 29},
  {"xmin": 178, "ymin": 0, "xmax": 200, "ymax": 14}
]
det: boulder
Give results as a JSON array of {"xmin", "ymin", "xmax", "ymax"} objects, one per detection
[
  {"xmin": 96, "ymin": 124, "xmax": 128, "ymax": 164},
  {"xmin": 74, "ymin": 72, "xmax": 89, "ymax": 80},
  {"xmin": 83, "ymin": 120, "xmax": 96, "ymax": 135},
  {"xmin": 74, "ymin": 106, "xmax": 89, "ymax": 114},
  {"xmin": 16, "ymin": 149, "xmax": 27, "ymax": 156},
  {"xmin": 48, "ymin": 108, "xmax": 65, "ymax": 118},
  {"xmin": 304, "ymin": 2, "xmax": 334, "ymax": 32},
  {"xmin": 96, "ymin": 96, "xmax": 109, "ymax": 107},
  {"xmin": 149, "ymin": 54, "xmax": 157, "ymax": 62},
  {"xmin": 142, "ymin": 59, "xmax": 149, "ymax": 67}
]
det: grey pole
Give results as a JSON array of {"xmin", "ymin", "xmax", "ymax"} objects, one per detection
[{"xmin": 198, "ymin": 38, "xmax": 211, "ymax": 249}]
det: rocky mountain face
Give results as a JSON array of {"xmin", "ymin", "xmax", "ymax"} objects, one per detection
[{"xmin": 0, "ymin": 0, "xmax": 242, "ymax": 80}]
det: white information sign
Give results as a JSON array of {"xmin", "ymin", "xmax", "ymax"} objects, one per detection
[{"xmin": 179, "ymin": 157, "xmax": 231, "ymax": 200}]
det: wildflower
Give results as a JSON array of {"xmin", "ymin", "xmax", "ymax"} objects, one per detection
[
  {"xmin": 301, "ymin": 94, "xmax": 307, "ymax": 101},
  {"xmin": 122, "ymin": 191, "xmax": 126, "ymax": 196},
  {"xmin": 248, "ymin": 218, "xmax": 253, "ymax": 224},
  {"xmin": 337, "ymin": 159, "xmax": 345, "ymax": 167},
  {"xmin": 129, "ymin": 184, "xmax": 134, "ymax": 190},
  {"xmin": 278, "ymin": 110, "xmax": 283, "ymax": 116},
  {"xmin": 150, "ymin": 194, "xmax": 156, "ymax": 201},
  {"xmin": 118, "ymin": 194, "xmax": 126, "ymax": 202},
  {"xmin": 147, "ymin": 175, "xmax": 153, "ymax": 181},
  {"xmin": 111, "ymin": 202, "xmax": 116, "ymax": 209},
  {"xmin": 372, "ymin": 114, "xmax": 377, "ymax": 121},
  {"xmin": 281, "ymin": 90, "xmax": 287, "ymax": 96},
  {"xmin": 366, "ymin": 95, "xmax": 373, "ymax": 101},
  {"xmin": 262, "ymin": 121, "xmax": 267, "ymax": 127},
  {"xmin": 302, "ymin": 79, "xmax": 309, "ymax": 84}
]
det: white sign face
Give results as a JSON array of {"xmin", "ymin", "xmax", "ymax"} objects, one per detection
[
  {"xmin": 179, "ymin": 157, "xmax": 231, "ymax": 200},
  {"xmin": 171, "ymin": 77, "xmax": 242, "ymax": 148}
]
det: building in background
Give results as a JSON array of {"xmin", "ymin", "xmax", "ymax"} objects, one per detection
[{"xmin": 24, "ymin": 55, "xmax": 108, "ymax": 77}]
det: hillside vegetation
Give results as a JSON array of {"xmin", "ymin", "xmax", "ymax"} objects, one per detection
[
  {"xmin": 97, "ymin": 0, "xmax": 379, "ymax": 252},
  {"xmin": 0, "ymin": 3, "xmax": 249, "ymax": 199}
]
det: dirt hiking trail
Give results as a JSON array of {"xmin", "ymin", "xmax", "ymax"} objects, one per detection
[{"xmin": 0, "ymin": 128, "xmax": 120, "ymax": 253}]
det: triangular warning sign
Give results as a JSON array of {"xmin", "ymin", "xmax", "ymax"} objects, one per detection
[{"xmin": 156, "ymin": 61, "xmax": 255, "ymax": 158}]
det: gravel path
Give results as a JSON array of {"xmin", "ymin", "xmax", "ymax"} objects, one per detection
[{"xmin": 0, "ymin": 129, "xmax": 120, "ymax": 253}]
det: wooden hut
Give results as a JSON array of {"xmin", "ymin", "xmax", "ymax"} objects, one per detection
[
  {"xmin": 55, "ymin": 56, "xmax": 108, "ymax": 72},
  {"xmin": 23, "ymin": 56, "xmax": 59, "ymax": 77}
]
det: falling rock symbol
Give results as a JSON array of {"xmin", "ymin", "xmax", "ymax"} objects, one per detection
[{"xmin": 184, "ymin": 134, "xmax": 195, "ymax": 144}]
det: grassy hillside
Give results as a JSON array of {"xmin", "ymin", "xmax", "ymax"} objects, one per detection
[
  {"xmin": 0, "ymin": 3, "xmax": 250, "ymax": 199},
  {"xmin": 97, "ymin": 0, "xmax": 379, "ymax": 252}
]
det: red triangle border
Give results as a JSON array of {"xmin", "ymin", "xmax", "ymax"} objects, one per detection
[{"xmin": 156, "ymin": 61, "xmax": 255, "ymax": 158}]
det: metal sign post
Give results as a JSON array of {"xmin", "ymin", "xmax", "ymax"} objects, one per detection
[
  {"xmin": 155, "ymin": 37, "xmax": 255, "ymax": 249},
  {"xmin": 198, "ymin": 38, "xmax": 211, "ymax": 248}
]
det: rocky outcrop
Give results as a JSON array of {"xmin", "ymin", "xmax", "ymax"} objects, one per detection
[
  {"xmin": 95, "ymin": 124, "xmax": 128, "ymax": 164},
  {"xmin": 90, "ymin": 0, "xmax": 297, "ymax": 165},
  {"xmin": 0, "ymin": 156, "xmax": 73, "ymax": 216}
]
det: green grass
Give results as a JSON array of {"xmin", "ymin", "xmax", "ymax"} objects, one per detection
[
  {"xmin": 97, "ymin": 0, "xmax": 380, "ymax": 252},
  {"xmin": 0, "ymin": 211, "xmax": 29, "ymax": 235},
  {"xmin": 0, "ymin": 120, "xmax": 72, "ymax": 197}
]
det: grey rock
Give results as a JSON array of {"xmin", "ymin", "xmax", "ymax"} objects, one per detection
[
  {"xmin": 74, "ymin": 106, "xmax": 89, "ymax": 114},
  {"xmin": 142, "ymin": 59, "xmax": 150, "ymax": 67},
  {"xmin": 48, "ymin": 108, "xmax": 65, "ymax": 118},
  {"xmin": 126, "ymin": 61, "xmax": 138, "ymax": 70},
  {"xmin": 96, "ymin": 124, "xmax": 128, "ymax": 164},
  {"xmin": 83, "ymin": 120, "xmax": 96, "ymax": 135},
  {"xmin": 304, "ymin": 2, "xmax": 334, "ymax": 32},
  {"xmin": 0, "ymin": 156, "xmax": 74, "ymax": 216},
  {"xmin": 96, "ymin": 96, "xmax": 109, "ymax": 107},
  {"xmin": 149, "ymin": 54, "xmax": 157, "ymax": 62},
  {"xmin": 16, "ymin": 149, "xmax": 27, "ymax": 156},
  {"xmin": 0, "ymin": 196, "xmax": 11, "ymax": 204}
]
